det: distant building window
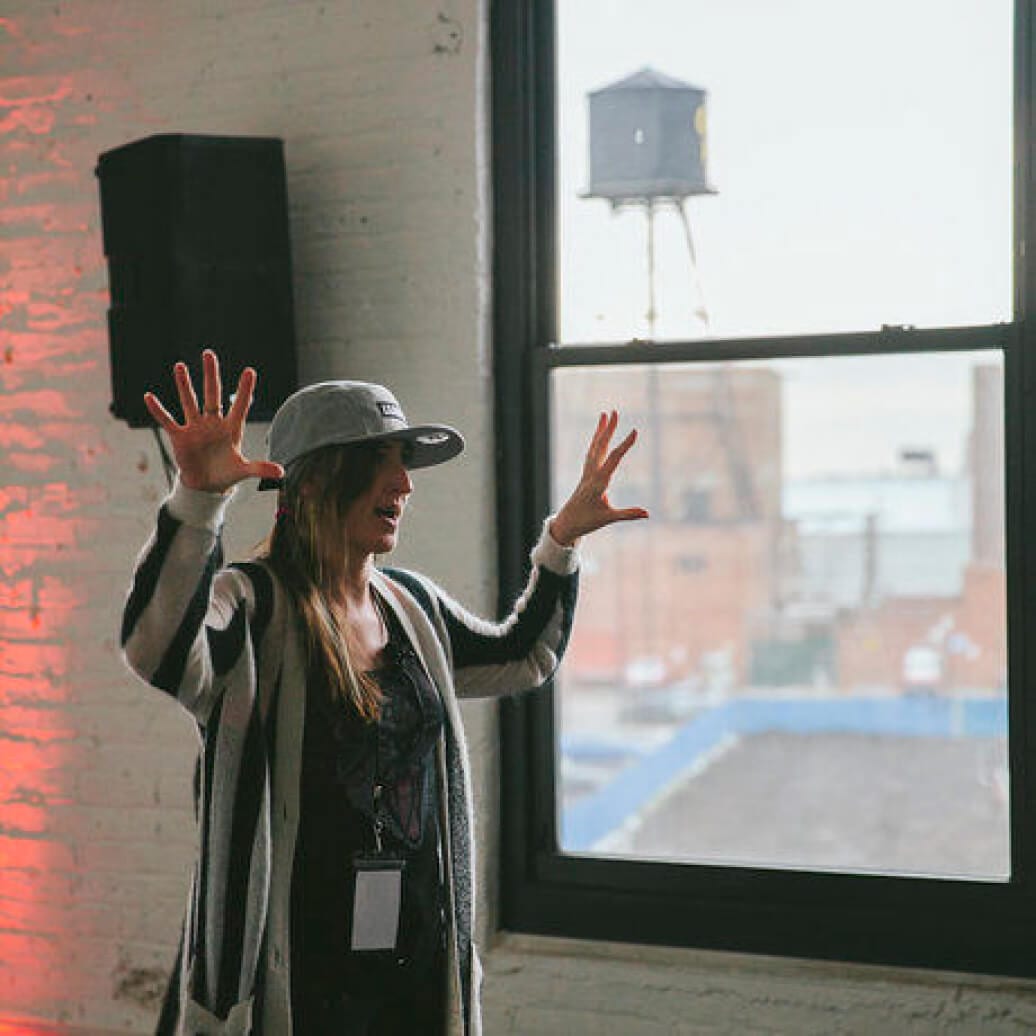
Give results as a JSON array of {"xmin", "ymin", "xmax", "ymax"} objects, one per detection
[
  {"xmin": 678, "ymin": 553, "xmax": 707, "ymax": 573},
  {"xmin": 682, "ymin": 488, "xmax": 711, "ymax": 523}
]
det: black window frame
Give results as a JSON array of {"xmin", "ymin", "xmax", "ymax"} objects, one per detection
[{"xmin": 492, "ymin": 0, "xmax": 1036, "ymax": 977}]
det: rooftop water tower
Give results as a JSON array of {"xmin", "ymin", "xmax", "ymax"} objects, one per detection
[
  {"xmin": 584, "ymin": 65, "xmax": 716, "ymax": 333},
  {"xmin": 586, "ymin": 66, "xmax": 715, "ymax": 203}
]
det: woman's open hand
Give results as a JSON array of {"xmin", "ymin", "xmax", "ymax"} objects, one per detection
[
  {"xmin": 143, "ymin": 349, "xmax": 285, "ymax": 494},
  {"xmin": 550, "ymin": 410, "xmax": 649, "ymax": 547}
]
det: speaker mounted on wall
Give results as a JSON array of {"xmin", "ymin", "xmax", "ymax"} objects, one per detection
[{"xmin": 96, "ymin": 133, "xmax": 298, "ymax": 427}]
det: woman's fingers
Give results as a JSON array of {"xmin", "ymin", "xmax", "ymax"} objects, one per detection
[
  {"xmin": 244, "ymin": 459, "xmax": 285, "ymax": 483},
  {"xmin": 226, "ymin": 366, "xmax": 257, "ymax": 429},
  {"xmin": 174, "ymin": 361, "xmax": 202, "ymax": 422},
  {"xmin": 143, "ymin": 351, "xmax": 276, "ymax": 491},
  {"xmin": 202, "ymin": 349, "xmax": 222, "ymax": 417},
  {"xmin": 602, "ymin": 428, "xmax": 638, "ymax": 479},
  {"xmin": 611, "ymin": 505, "xmax": 650, "ymax": 522},
  {"xmin": 143, "ymin": 391, "xmax": 180, "ymax": 433},
  {"xmin": 585, "ymin": 416, "xmax": 637, "ymax": 492},
  {"xmin": 583, "ymin": 412, "xmax": 606, "ymax": 467},
  {"xmin": 598, "ymin": 410, "xmax": 618, "ymax": 455},
  {"xmin": 585, "ymin": 410, "xmax": 618, "ymax": 472},
  {"xmin": 558, "ymin": 410, "xmax": 648, "ymax": 542}
]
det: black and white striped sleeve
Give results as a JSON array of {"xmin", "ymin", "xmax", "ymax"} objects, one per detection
[
  {"xmin": 120, "ymin": 478, "xmax": 259, "ymax": 724},
  {"xmin": 412, "ymin": 517, "xmax": 580, "ymax": 700}
]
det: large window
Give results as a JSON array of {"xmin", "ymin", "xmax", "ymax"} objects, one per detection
[{"xmin": 493, "ymin": 0, "xmax": 1036, "ymax": 974}]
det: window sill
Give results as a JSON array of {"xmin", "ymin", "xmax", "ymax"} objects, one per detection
[{"xmin": 484, "ymin": 930, "xmax": 1036, "ymax": 995}]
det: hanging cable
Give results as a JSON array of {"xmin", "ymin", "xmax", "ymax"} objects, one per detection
[{"xmin": 151, "ymin": 426, "xmax": 176, "ymax": 490}]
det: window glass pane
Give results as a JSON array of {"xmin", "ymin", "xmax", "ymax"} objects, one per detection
[
  {"xmin": 553, "ymin": 351, "xmax": 1008, "ymax": 879},
  {"xmin": 557, "ymin": 0, "xmax": 1013, "ymax": 343}
]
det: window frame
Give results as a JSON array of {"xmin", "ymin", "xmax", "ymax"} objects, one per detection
[{"xmin": 492, "ymin": 0, "xmax": 1036, "ymax": 977}]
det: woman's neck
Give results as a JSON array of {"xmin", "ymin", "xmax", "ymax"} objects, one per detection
[
  {"xmin": 331, "ymin": 552, "xmax": 387, "ymax": 671},
  {"xmin": 330, "ymin": 550, "xmax": 375, "ymax": 611}
]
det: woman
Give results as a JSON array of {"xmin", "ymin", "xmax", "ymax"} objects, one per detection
[{"xmin": 121, "ymin": 350, "xmax": 647, "ymax": 1035}]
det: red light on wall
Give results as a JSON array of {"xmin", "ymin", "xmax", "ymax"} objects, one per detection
[
  {"xmin": 0, "ymin": 115, "xmax": 89, "ymax": 1015},
  {"xmin": 0, "ymin": 1020, "xmax": 69, "ymax": 1036}
]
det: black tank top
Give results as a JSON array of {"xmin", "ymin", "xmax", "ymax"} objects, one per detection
[{"xmin": 290, "ymin": 593, "xmax": 445, "ymax": 1000}]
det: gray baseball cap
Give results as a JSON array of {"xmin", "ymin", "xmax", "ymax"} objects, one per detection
[{"xmin": 259, "ymin": 380, "xmax": 464, "ymax": 490}]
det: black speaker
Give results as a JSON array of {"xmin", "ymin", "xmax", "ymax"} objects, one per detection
[{"xmin": 96, "ymin": 133, "xmax": 298, "ymax": 427}]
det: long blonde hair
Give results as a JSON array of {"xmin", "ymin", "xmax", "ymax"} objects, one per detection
[{"xmin": 260, "ymin": 443, "xmax": 384, "ymax": 721}]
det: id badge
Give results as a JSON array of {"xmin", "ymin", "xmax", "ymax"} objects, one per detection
[{"xmin": 351, "ymin": 857, "xmax": 405, "ymax": 951}]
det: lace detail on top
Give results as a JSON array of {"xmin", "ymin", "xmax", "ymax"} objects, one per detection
[{"xmin": 307, "ymin": 594, "xmax": 443, "ymax": 851}]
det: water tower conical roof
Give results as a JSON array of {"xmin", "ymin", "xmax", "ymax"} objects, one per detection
[{"xmin": 591, "ymin": 65, "xmax": 704, "ymax": 95}]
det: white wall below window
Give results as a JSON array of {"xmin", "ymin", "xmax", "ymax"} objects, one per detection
[{"xmin": 485, "ymin": 934, "xmax": 1036, "ymax": 1034}]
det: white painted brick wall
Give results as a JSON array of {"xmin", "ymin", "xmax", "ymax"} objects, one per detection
[
  {"xmin": 0, "ymin": 1, "xmax": 1034, "ymax": 1034},
  {"xmin": 0, "ymin": 1, "xmax": 492, "ymax": 1030}
]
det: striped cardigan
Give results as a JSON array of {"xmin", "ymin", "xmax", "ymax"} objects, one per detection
[{"xmin": 120, "ymin": 479, "xmax": 579, "ymax": 1036}]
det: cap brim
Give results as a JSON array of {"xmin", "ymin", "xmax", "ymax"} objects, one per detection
[
  {"xmin": 399, "ymin": 424, "xmax": 465, "ymax": 469},
  {"xmin": 256, "ymin": 424, "xmax": 465, "ymax": 491}
]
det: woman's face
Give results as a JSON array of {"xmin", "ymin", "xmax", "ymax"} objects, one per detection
[{"xmin": 342, "ymin": 440, "xmax": 414, "ymax": 557}]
